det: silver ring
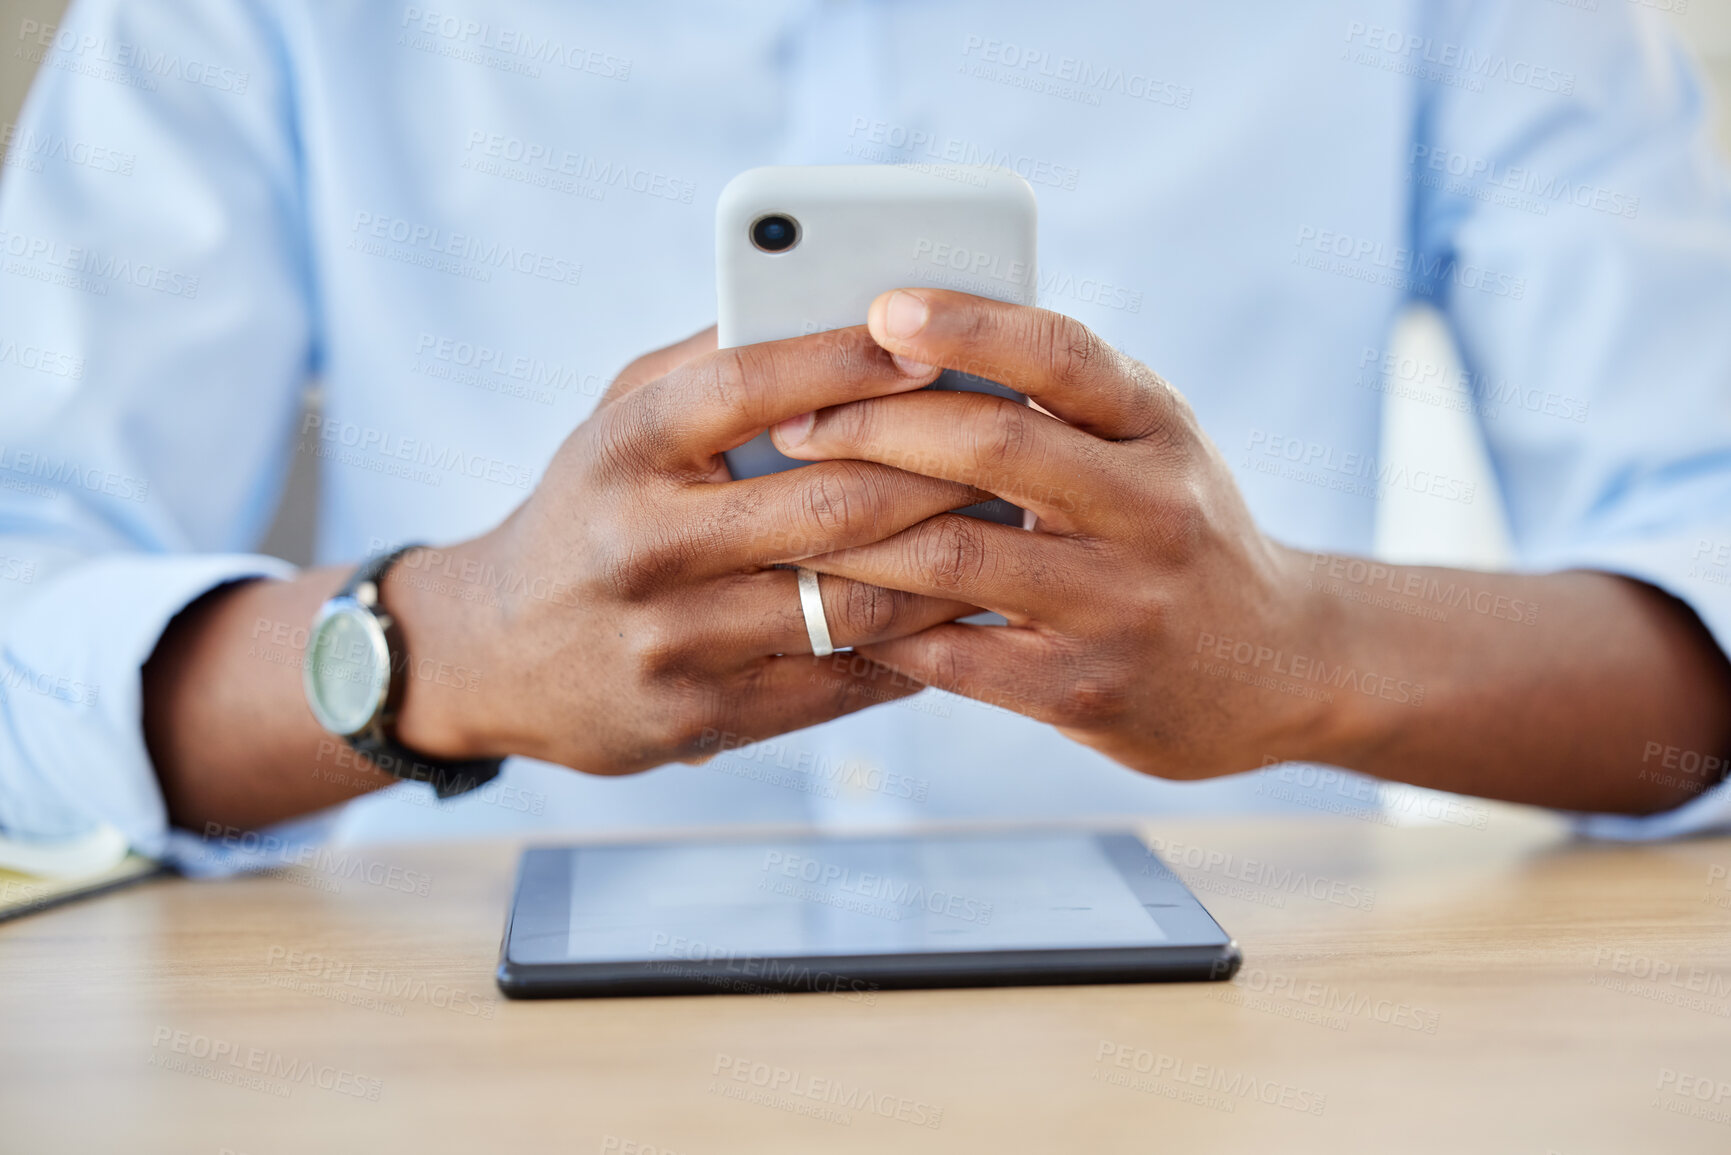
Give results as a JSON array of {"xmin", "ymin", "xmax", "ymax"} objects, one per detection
[{"xmin": 796, "ymin": 567, "xmax": 835, "ymax": 657}]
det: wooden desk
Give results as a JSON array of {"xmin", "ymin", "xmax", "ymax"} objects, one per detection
[{"xmin": 4, "ymin": 809, "xmax": 1730, "ymax": 1154}]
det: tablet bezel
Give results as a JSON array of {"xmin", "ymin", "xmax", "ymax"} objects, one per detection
[{"xmin": 496, "ymin": 830, "xmax": 1240, "ymax": 999}]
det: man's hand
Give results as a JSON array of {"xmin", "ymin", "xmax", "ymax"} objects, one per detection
[
  {"xmin": 767, "ymin": 289, "xmax": 1322, "ymax": 778},
  {"xmin": 767, "ymin": 289, "xmax": 1731, "ymax": 814},
  {"xmin": 147, "ymin": 324, "xmax": 988, "ymax": 831},
  {"xmin": 390, "ymin": 324, "xmax": 985, "ymax": 774}
]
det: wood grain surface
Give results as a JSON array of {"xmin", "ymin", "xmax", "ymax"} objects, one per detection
[{"xmin": 3, "ymin": 808, "xmax": 1730, "ymax": 1154}]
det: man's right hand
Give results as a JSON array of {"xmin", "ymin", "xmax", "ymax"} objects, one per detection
[
  {"xmin": 146, "ymin": 326, "xmax": 986, "ymax": 831},
  {"xmin": 385, "ymin": 325, "xmax": 984, "ymax": 775}
]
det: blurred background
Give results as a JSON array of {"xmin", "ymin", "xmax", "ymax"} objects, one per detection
[{"xmin": 4, "ymin": 0, "xmax": 1730, "ymax": 571}]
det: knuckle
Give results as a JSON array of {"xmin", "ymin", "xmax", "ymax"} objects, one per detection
[
  {"xmin": 1039, "ymin": 312, "xmax": 1102, "ymax": 387},
  {"xmin": 821, "ymin": 396, "xmax": 878, "ymax": 451},
  {"xmin": 1168, "ymin": 497, "xmax": 1209, "ymax": 562},
  {"xmin": 969, "ymin": 396, "xmax": 1032, "ymax": 480},
  {"xmin": 659, "ymin": 347, "xmax": 755, "ymax": 450},
  {"xmin": 633, "ymin": 671, "xmax": 737, "ymax": 758},
  {"xmin": 1053, "ymin": 668, "xmax": 1132, "ymax": 731},
  {"xmin": 959, "ymin": 303, "xmax": 997, "ymax": 349},
  {"xmin": 1136, "ymin": 367, "xmax": 1196, "ymax": 449},
  {"xmin": 670, "ymin": 690, "xmax": 729, "ymax": 755},
  {"xmin": 923, "ymin": 634, "xmax": 968, "ymax": 694},
  {"xmin": 1147, "ymin": 478, "xmax": 1209, "ymax": 562},
  {"xmin": 909, "ymin": 515, "xmax": 989, "ymax": 595},
  {"xmin": 701, "ymin": 346, "xmax": 757, "ymax": 430},
  {"xmin": 596, "ymin": 517, "xmax": 689, "ymax": 601},
  {"xmin": 591, "ymin": 397, "xmax": 665, "ymax": 480},
  {"xmin": 591, "ymin": 531, "xmax": 641, "ymax": 599},
  {"xmin": 621, "ymin": 618, "xmax": 690, "ymax": 683},
  {"xmin": 947, "ymin": 309, "xmax": 1006, "ymax": 383},
  {"xmin": 648, "ymin": 707, "xmax": 691, "ymax": 755},
  {"xmin": 800, "ymin": 468, "xmax": 858, "ymax": 543},
  {"xmin": 809, "ymin": 324, "xmax": 868, "ymax": 371},
  {"xmin": 837, "ymin": 578, "xmax": 903, "ymax": 640},
  {"xmin": 799, "ymin": 459, "xmax": 891, "ymax": 548},
  {"xmin": 834, "ymin": 651, "xmax": 919, "ymax": 710}
]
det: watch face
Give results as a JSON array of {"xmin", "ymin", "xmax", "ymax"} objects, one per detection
[{"xmin": 303, "ymin": 599, "xmax": 391, "ymax": 737}]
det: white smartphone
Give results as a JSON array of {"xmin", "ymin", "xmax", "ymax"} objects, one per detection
[{"xmin": 716, "ymin": 164, "xmax": 1038, "ymax": 526}]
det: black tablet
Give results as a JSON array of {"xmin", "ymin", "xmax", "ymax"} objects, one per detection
[{"xmin": 497, "ymin": 829, "xmax": 1240, "ymax": 998}]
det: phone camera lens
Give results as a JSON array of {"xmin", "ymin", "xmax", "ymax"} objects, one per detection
[{"xmin": 751, "ymin": 214, "xmax": 800, "ymax": 253}]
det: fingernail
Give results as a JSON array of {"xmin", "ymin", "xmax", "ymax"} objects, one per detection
[
  {"xmin": 892, "ymin": 353, "xmax": 934, "ymax": 377},
  {"xmin": 885, "ymin": 290, "xmax": 929, "ymax": 339},
  {"xmin": 773, "ymin": 411, "xmax": 814, "ymax": 448}
]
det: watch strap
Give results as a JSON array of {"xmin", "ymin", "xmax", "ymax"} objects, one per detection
[
  {"xmin": 338, "ymin": 545, "xmax": 504, "ymax": 800},
  {"xmin": 338, "ymin": 542, "xmax": 420, "ymax": 603},
  {"xmin": 350, "ymin": 731, "xmax": 504, "ymax": 801}
]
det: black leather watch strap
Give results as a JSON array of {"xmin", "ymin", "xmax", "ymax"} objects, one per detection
[
  {"xmin": 349, "ymin": 731, "xmax": 504, "ymax": 800},
  {"xmin": 337, "ymin": 545, "xmax": 504, "ymax": 800}
]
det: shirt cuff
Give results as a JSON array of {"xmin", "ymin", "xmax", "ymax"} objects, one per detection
[
  {"xmin": 1570, "ymin": 781, "xmax": 1731, "ymax": 842},
  {"xmin": 0, "ymin": 552, "xmax": 300, "ymax": 872},
  {"xmin": 1525, "ymin": 529, "xmax": 1731, "ymax": 840}
]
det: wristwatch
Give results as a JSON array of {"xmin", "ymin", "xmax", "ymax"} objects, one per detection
[{"xmin": 302, "ymin": 545, "xmax": 503, "ymax": 799}]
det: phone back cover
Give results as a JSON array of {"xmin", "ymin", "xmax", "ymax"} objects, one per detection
[{"xmin": 716, "ymin": 164, "xmax": 1038, "ymax": 524}]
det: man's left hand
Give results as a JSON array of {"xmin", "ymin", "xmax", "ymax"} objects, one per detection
[{"xmin": 770, "ymin": 288, "xmax": 1349, "ymax": 779}]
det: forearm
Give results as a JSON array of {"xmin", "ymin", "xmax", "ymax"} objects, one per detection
[
  {"xmin": 1297, "ymin": 554, "xmax": 1731, "ymax": 814},
  {"xmin": 143, "ymin": 568, "xmax": 382, "ymax": 833},
  {"xmin": 142, "ymin": 559, "xmax": 493, "ymax": 834}
]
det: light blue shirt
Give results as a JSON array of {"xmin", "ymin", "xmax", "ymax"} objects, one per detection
[{"xmin": 3, "ymin": 0, "xmax": 1730, "ymax": 872}]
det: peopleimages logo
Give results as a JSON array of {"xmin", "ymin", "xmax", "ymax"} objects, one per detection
[
  {"xmin": 759, "ymin": 850, "xmax": 995, "ymax": 925},
  {"xmin": 1243, "ymin": 428, "xmax": 1477, "ymax": 507},
  {"xmin": 1653, "ymin": 1067, "xmax": 1731, "ymax": 1129},
  {"xmin": 845, "ymin": 117, "xmax": 1081, "ymax": 191},
  {"xmin": 908, "ymin": 239, "xmax": 1144, "ymax": 313},
  {"xmin": 1145, "ymin": 832, "xmax": 1379, "ymax": 911},
  {"xmin": 1216, "ymin": 965, "xmax": 1442, "ymax": 1034},
  {"xmin": 0, "ymin": 553, "xmax": 36, "ymax": 584},
  {"xmin": 298, "ymin": 412, "xmax": 537, "ymax": 491},
  {"xmin": 1342, "ymin": 22, "xmax": 1575, "ymax": 95},
  {"xmin": 0, "ymin": 336, "xmax": 84, "ymax": 379},
  {"xmin": 0, "ymin": 229, "xmax": 200, "ymax": 299},
  {"xmin": 1093, "ymin": 1041, "xmax": 1327, "ymax": 1115},
  {"xmin": 0, "ymin": 444, "xmax": 149, "ymax": 502},
  {"xmin": 264, "ymin": 945, "xmax": 495, "ymax": 1020},
  {"xmin": 17, "ymin": 19, "xmax": 251, "ymax": 94},
  {"xmin": 649, "ymin": 934, "xmax": 878, "ymax": 1002},
  {"xmin": 398, "ymin": 8, "xmax": 631, "ymax": 80},
  {"xmin": 461, "ymin": 131, "xmax": 695, "ymax": 204},
  {"xmin": 710, "ymin": 1053, "xmax": 945, "ymax": 1129},
  {"xmin": 198, "ymin": 823, "xmax": 435, "ymax": 897},
  {"xmin": 1293, "ymin": 225, "xmax": 1525, "ymax": 300},
  {"xmin": 1305, "ymin": 554, "xmax": 1538, "ymax": 628},
  {"xmin": 959, "ymin": 36, "xmax": 1193, "ymax": 109},
  {"xmin": 698, "ymin": 727, "xmax": 932, "ymax": 802},
  {"xmin": 1588, "ymin": 946, "xmax": 1731, "ymax": 1013},
  {"xmin": 0, "ymin": 663, "xmax": 98, "ymax": 707},
  {"xmin": 348, "ymin": 212, "xmax": 581, "ymax": 287},
  {"xmin": 1195, "ymin": 627, "xmax": 1425, "ymax": 711},
  {"xmin": 1356, "ymin": 345, "xmax": 1589, "ymax": 425},
  {"xmin": 413, "ymin": 331, "xmax": 609, "ymax": 403},
  {"xmin": 150, "ymin": 1027, "xmax": 383, "ymax": 1101},
  {"xmin": 0, "ymin": 122, "xmax": 134, "ymax": 176},
  {"xmin": 1409, "ymin": 144, "xmax": 1639, "ymax": 220}
]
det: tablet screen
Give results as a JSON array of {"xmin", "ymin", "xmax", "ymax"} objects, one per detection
[{"xmin": 559, "ymin": 831, "xmax": 1169, "ymax": 964}]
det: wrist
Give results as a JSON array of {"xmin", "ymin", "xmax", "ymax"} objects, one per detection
[
  {"xmin": 1263, "ymin": 545, "xmax": 1397, "ymax": 770},
  {"xmin": 377, "ymin": 540, "xmax": 516, "ymax": 761}
]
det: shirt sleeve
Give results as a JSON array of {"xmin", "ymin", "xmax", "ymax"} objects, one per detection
[
  {"xmin": 0, "ymin": 0, "xmax": 317, "ymax": 868},
  {"xmin": 1410, "ymin": 3, "xmax": 1731, "ymax": 838}
]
